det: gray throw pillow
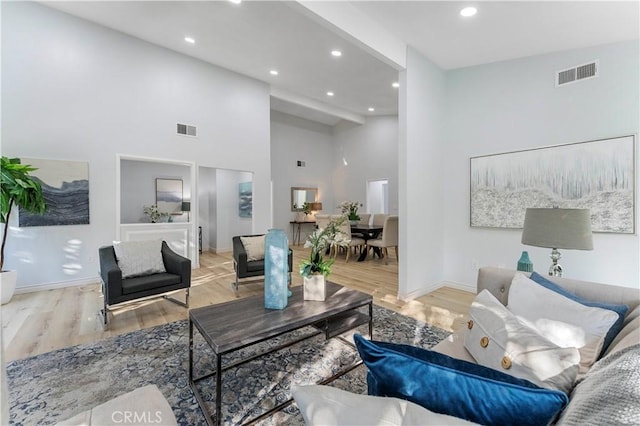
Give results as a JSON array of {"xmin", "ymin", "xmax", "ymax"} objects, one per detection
[
  {"xmin": 113, "ymin": 240, "xmax": 166, "ymax": 278},
  {"xmin": 240, "ymin": 236, "xmax": 265, "ymax": 261}
]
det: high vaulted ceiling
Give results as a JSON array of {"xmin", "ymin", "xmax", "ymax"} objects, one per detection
[{"xmin": 42, "ymin": 1, "xmax": 639, "ymax": 126}]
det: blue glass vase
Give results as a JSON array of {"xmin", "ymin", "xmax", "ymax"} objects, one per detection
[
  {"xmin": 517, "ymin": 251, "xmax": 533, "ymax": 272},
  {"xmin": 264, "ymin": 228, "xmax": 289, "ymax": 310}
]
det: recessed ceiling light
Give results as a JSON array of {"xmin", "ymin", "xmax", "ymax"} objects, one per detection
[
  {"xmin": 331, "ymin": 50, "xmax": 342, "ymax": 57},
  {"xmin": 229, "ymin": 0, "xmax": 242, "ymax": 4},
  {"xmin": 368, "ymin": 107, "xmax": 375, "ymax": 112},
  {"xmin": 392, "ymin": 82, "xmax": 400, "ymax": 88},
  {"xmin": 270, "ymin": 70, "xmax": 278, "ymax": 76},
  {"xmin": 184, "ymin": 37, "xmax": 195, "ymax": 44},
  {"xmin": 460, "ymin": 6, "xmax": 477, "ymax": 17},
  {"xmin": 327, "ymin": 91, "xmax": 334, "ymax": 97}
]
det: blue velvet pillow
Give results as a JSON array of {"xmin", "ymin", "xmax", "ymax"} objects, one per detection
[
  {"xmin": 354, "ymin": 334, "xmax": 568, "ymax": 426},
  {"xmin": 529, "ymin": 272, "xmax": 628, "ymax": 355}
]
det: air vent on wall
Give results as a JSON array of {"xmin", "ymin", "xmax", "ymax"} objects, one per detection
[
  {"xmin": 556, "ymin": 60, "xmax": 598, "ymax": 87},
  {"xmin": 177, "ymin": 123, "xmax": 197, "ymax": 137}
]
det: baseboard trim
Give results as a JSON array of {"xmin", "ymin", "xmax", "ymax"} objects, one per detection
[
  {"xmin": 399, "ymin": 280, "xmax": 476, "ymax": 302},
  {"xmin": 14, "ymin": 276, "xmax": 100, "ymax": 294},
  {"xmin": 443, "ymin": 280, "xmax": 477, "ymax": 293}
]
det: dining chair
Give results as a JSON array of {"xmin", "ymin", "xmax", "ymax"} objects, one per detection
[
  {"xmin": 372, "ymin": 213, "xmax": 389, "ymax": 227},
  {"xmin": 366, "ymin": 215, "xmax": 398, "ymax": 264},
  {"xmin": 358, "ymin": 213, "xmax": 371, "ymax": 225},
  {"xmin": 315, "ymin": 214, "xmax": 331, "ymax": 231},
  {"xmin": 336, "ymin": 218, "xmax": 366, "ymax": 262}
]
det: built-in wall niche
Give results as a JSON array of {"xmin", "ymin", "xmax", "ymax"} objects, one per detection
[
  {"xmin": 120, "ymin": 159, "xmax": 191, "ymax": 224},
  {"xmin": 117, "ymin": 155, "xmax": 198, "ymax": 267}
]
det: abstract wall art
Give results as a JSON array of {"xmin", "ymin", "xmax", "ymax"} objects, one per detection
[
  {"xmin": 19, "ymin": 158, "xmax": 90, "ymax": 227},
  {"xmin": 470, "ymin": 135, "xmax": 635, "ymax": 233},
  {"xmin": 156, "ymin": 178, "xmax": 183, "ymax": 215},
  {"xmin": 239, "ymin": 181, "xmax": 252, "ymax": 218}
]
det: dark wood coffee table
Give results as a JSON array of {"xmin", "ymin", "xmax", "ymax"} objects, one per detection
[{"xmin": 188, "ymin": 281, "xmax": 373, "ymax": 425}]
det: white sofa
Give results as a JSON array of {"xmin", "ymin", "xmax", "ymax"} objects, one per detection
[
  {"xmin": 294, "ymin": 267, "xmax": 640, "ymax": 425},
  {"xmin": 433, "ymin": 267, "xmax": 640, "ymax": 424}
]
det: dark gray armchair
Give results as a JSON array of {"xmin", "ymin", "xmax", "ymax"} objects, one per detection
[
  {"xmin": 232, "ymin": 234, "xmax": 293, "ymax": 296},
  {"xmin": 99, "ymin": 241, "xmax": 191, "ymax": 328}
]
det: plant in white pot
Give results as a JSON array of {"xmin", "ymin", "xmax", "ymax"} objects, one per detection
[
  {"xmin": 299, "ymin": 216, "xmax": 348, "ymax": 301},
  {"xmin": 1, "ymin": 157, "xmax": 47, "ymax": 304},
  {"xmin": 338, "ymin": 200, "xmax": 363, "ymax": 225}
]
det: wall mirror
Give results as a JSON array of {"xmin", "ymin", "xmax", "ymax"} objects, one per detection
[{"xmin": 291, "ymin": 187, "xmax": 317, "ymax": 211}]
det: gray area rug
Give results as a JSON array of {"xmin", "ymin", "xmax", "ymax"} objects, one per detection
[{"xmin": 7, "ymin": 305, "xmax": 449, "ymax": 425}]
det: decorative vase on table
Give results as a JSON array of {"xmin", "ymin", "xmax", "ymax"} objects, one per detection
[
  {"xmin": 517, "ymin": 251, "xmax": 533, "ymax": 272},
  {"xmin": 264, "ymin": 228, "xmax": 289, "ymax": 310},
  {"xmin": 303, "ymin": 274, "xmax": 326, "ymax": 301}
]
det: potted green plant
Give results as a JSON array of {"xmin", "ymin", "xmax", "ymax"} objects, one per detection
[
  {"xmin": 143, "ymin": 204, "xmax": 169, "ymax": 223},
  {"xmin": 1, "ymin": 157, "xmax": 47, "ymax": 304},
  {"xmin": 302, "ymin": 202, "xmax": 312, "ymax": 217},
  {"xmin": 299, "ymin": 216, "xmax": 348, "ymax": 301}
]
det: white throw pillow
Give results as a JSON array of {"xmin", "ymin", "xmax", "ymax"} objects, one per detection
[
  {"xmin": 240, "ymin": 236, "xmax": 265, "ymax": 261},
  {"xmin": 292, "ymin": 385, "xmax": 478, "ymax": 426},
  {"xmin": 113, "ymin": 240, "xmax": 166, "ymax": 279},
  {"xmin": 464, "ymin": 290, "xmax": 580, "ymax": 393},
  {"xmin": 508, "ymin": 273, "xmax": 619, "ymax": 373}
]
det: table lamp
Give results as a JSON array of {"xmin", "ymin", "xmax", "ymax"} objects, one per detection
[
  {"xmin": 308, "ymin": 202, "xmax": 322, "ymax": 212},
  {"xmin": 521, "ymin": 207, "xmax": 593, "ymax": 277},
  {"xmin": 181, "ymin": 201, "xmax": 191, "ymax": 222}
]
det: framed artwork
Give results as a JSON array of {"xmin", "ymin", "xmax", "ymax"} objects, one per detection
[
  {"xmin": 239, "ymin": 182, "xmax": 252, "ymax": 218},
  {"xmin": 156, "ymin": 178, "xmax": 183, "ymax": 215},
  {"xmin": 470, "ymin": 135, "xmax": 635, "ymax": 233},
  {"xmin": 19, "ymin": 158, "xmax": 90, "ymax": 227}
]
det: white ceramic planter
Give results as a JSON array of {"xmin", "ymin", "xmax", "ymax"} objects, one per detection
[
  {"xmin": 1, "ymin": 270, "xmax": 17, "ymax": 305},
  {"xmin": 303, "ymin": 274, "xmax": 326, "ymax": 301}
]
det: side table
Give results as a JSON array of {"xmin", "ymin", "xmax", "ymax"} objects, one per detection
[{"xmin": 289, "ymin": 220, "xmax": 316, "ymax": 245}]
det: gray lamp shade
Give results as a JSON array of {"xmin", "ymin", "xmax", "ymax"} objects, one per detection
[
  {"xmin": 521, "ymin": 208, "xmax": 593, "ymax": 250},
  {"xmin": 181, "ymin": 201, "xmax": 191, "ymax": 212}
]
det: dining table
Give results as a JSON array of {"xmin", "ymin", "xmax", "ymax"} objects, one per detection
[{"xmin": 350, "ymin": 224, "xmax": 384, "ymax": 261}]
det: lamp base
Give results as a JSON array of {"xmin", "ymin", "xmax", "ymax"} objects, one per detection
[{"xmin": 548, "ymin": 248, "xmax": 563, "ymax": 277}]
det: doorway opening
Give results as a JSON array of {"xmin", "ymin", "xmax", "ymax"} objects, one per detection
[{"xmin": 367, "ymin": 179, "xmax": 389, "ymax": 214}]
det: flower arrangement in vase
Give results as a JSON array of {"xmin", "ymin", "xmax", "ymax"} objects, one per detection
[
  {"xmin": 299, "ymin": 215, "xmax": 348, "ymax": 300},
  {"xmin": 338, "ymin": 200, "xmax": 363, "ymax": 224},
  {"xmin": 143, "ymin": 204, "xmax": 169, "ymax": 223}
]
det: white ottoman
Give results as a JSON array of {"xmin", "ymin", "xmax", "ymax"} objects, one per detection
[{"xmin": 56, "ymin": 385, "xmax": 177, "ymax": 426}]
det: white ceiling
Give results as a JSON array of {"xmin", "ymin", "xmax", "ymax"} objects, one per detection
[
  {"xmin": 352, "ymin": 1, "xmax": 640, "ymax": 70},
  {"xmin": 42, "ymin": 1, "xmax": 639, "ymax": 126}
]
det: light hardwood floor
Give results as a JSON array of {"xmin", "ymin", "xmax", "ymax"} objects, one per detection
[{"xmin": 1, "ymin": 246, "xmax": 475, "ymax": 362}]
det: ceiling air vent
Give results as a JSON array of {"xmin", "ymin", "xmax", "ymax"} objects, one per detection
[
  {"xmin": 177, "ymin": 123, "xmax": 197, "ymax": 137},
  {"xmin": 556, "ymin": 60, "xmax": 598, "ymax": 87}
]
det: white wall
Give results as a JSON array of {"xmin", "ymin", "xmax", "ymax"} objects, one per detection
[
  {"xmin": 121, "ymin": 160, "xmax": 191, "ymax": 224},
  {"xmin": 214, "ymin": 169, "xmax": 253, "ymax": 251},
  {"xmin": 2, "ymin": 3, "xmax": 271, "ymax": 289},
  {"xmin": 398, "ymin": 47, "xmax": 447, "ymax": 299},
  {"xmin": 443, "ymin": 41, "xmax": 640, "ymax": 288},
  {"xmin": 332, "ymin": 116, "xmax": 399, "ymax": 215},
  {"xmin": 270, "ymin": 111, "xmax": 334, "ymax": 243}
]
